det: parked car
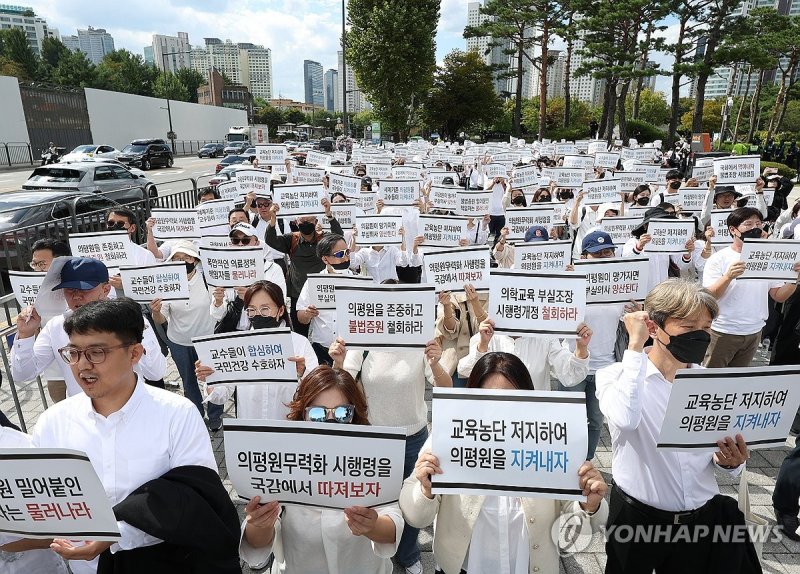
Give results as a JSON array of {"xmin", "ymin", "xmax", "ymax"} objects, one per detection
[
  {"xmin": 22, "ymin": 163, "xmax": 148, "ymax": 204},
  {"xmin": 243, "ymin": 147, "xmax": 257, "ymax": 162},
  {"xmin": 209, "ymin": 164, "xmax": 252, "ymax": 187},
  {"xmin": 117, "ymin": 139, "xmax": 174, "ymax": 170},
  {"xmin": 318, "ymin": 137, "xmax": 335, "ymax": 152},
  {"xmin": 0, "ymin": 190, "xmax": 122, "ymax": 274},
  {"xmin": 223, "ymin": 142, "xmax": 248, "ymax": 156},
  {"xmin": 59, "ymin": 159, "xmax": 159, "ymax": 202},
  {"xmin": 60, "ymin": 144, "xmax": 121, "ymax": 163},
  {"xmin": 215, "ymin": 155, "xmax": 247, "ymax": 173},
  {"xmin": 198, "ymin": 143, "xmax": 225, "ymax": 158}
]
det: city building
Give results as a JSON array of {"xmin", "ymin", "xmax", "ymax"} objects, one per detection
[
  {"xmin": 323, "ymin": 68, "xmax": 338, "ymax": 112},
  {"xmin": 191, "ymin": 38, "xmax": 242, "ymax": 84},
  {"xmin": 239, "ymin": 44, "xmax": 273, "ymax": 100},
  {"xmin": 304, "ymin": 60, "xmax": 324, "ymax": 107},
  {"xmin": 143, "ymin": 45, "xmax": 154, "ymax": 66},
  {"xmin": 528, "ymin": 49, "xmax": 566, "ymax": 100},
  {"xmin": 190, "ymin": 38, "xmax": 273, "ymax": 101},
  {"xmin": 62, "ymin": 27, "xmax": 115, "ymax": 65},
  {"xmin": 197, "ymin": 66, "xmax": 253, "ymax": 120},
  {"xmin": 336, "ymin": 50, "xmax": 370, "ymax": 113},
  {"xmin": 0, "ymin": 5, "xmax": 60, "ymax": 56},
  {"xmin": 270, "ymin": 98, "xmax": 323, "ymax": 114},
  {"xmin": 152, "ymin": 32, "xmax": 191, "ymax": 72},
  {"xmin": 642, "ymin": 60, "xmax": 659, "ymax": 92},
  {"xmin": 566, "ymin": 29, "xmax": 606, "ymax": 107}
]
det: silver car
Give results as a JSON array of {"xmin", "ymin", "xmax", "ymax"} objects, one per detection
[{"xmin": 22, "ymin": 162, "xmax": 147, "ymax": 204}]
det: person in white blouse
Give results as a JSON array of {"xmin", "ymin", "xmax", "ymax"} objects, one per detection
[
  {"xmin": 596, "ymin": 279, "xmax": 752, "ymax": 572},
  {"xmin": 196, "ymin": 280, "xmax": 318, "ymax": 421},
  {"xmin": 349, "ymin": 227, "xmax": 423, "ymax": 284},
  {"xmin": 400, "ymin": 351, "xmax": 608, "ymax": 574},
  {"xmin": 239, "ymin": 365, "xmax": 404, "ymax": 573},
  {"xmin": 31, "ymin": 298, "xmax": 217, "ymax": 574}
]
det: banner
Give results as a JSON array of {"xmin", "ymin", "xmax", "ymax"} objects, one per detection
[
  {"xmin": 199, "ymin": 246, "xmax": 263, "ymax": 288},
  {"xmin": 329, "ymin": 172, "xmax": 363, "ymax": 198},
  {"xmin": 582, "ymin": 179, "xmax": 622, "ymax": 206},
  {"xmin": 505, "ymin": 206, "xmax": 557, "ymax": 241},
  {"xmin": 119, "ymin": 263, "xmax": 190, "ymax": 303},
  {"xmin": 739, "ymin": 239, "xmax": 800, "ymax": 281},
  {"xmin": 304, "ymin": 273, "xmax": 373, "ymax": 310},
  {"xmin": 335, "ymin": 284, "xmax": 436, "ymax": 349},
  {"xmin": 489, "ymin": 270, "xmax": 586, "ymax": 337},
  {"xmin": 68, "ymin": 231, "xmax": 133, "ymax": 271},
  {"xmin": 572, "ymin": 257, "xmax": 649, "ymax": 304},
  {"xmin": 192, "ymin": 328, "xmax": 297, "ymax": 384},
  {"xmin": 710, "ymin": 210, "xmax": 733, "ymax": 245},
  {"xmin": 456, "ymin": 190, "xmax": 493, "ymax": 217},
  {"xmin": 428, "ymin": 185, "xmax": 459, "ymax": 212},
  {"xmin": 355, "ymin": 214, "xmax": 403, "ymax": 247},
  {"xmin": 430, "ymin": 388, "xmax": 587, "ymax": 501},
  {"xmin": 513, "ymin": 240, "xmax": 572, "ymax": 272},
  {"xmin": 643, "ymin": 219, "xmax": 695, "ymax": 253},
  {"xmin": 256, "ymin": 144, "xmax": 287, "ymax": 163},
  {"xmin": 8, "ymin": 271, "xmax": 45, "ymax": 308},
  {"xmin": 422, "ymin": 246, "xmax": 490, "ymax": 292},
  {"xmin": 657, "ymin": 366, "xmax": 800, "ymax": 451},
  {"xmin": 273, "ymin": 184, "xmax": 325, "ymax": 217},
  {"xmin": 378, "ymin": 180, "xmax": 419, "ymax": 207},
  {"xmin": 223, "ymin": 419, "xmax": 406, "ymax": 509},
  {"xmin": 196, "ymin": 199, "xmax": 235, "ymax": 234},
  {"xmin": 236, "ymin": 169, "xmax": 271, "ymax": 196},
  {"xmin": 0, "ymin": 448, "xmax": 120, "ymax": 540},
  {"xmin": 150, "ymin": 209, "xmax": 199, "ymax": 240},
  {"xmin": 713, "ymin": 155, "xmax": 760, "ymax": 185},
  {"xmin": 418, "ymin": 215, "xmax": 468, "ymax": 247}
]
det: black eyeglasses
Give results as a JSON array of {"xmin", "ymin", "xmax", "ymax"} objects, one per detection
[
  {"xmin": 255, "ymin": 201, "xmax": 271, "ymax": 208},
  {"xmin": 106, "ymin": 221, "xmax": 127, "ymax": 230},
  {"xmin": 231, "ymin": 236, "xmax": 253, "ymax": 245},
  {"xmin": 58, "ymin": 343, "xmax": 134, "ymax": 365},
  {"xmin": 305, "ymin": 405, "xmax": 355, "ymax": 423},
  {"xmin": 331, "ymin": 249, "xmax": 350, "ymax": 259}
]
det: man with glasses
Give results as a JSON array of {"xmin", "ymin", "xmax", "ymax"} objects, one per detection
[
  {"xmin": 30, "ymin": 297, "xmax": 222, "ymax": 574},
  {"xmin": 105, "ymin": 209, "xmax": 157, "ymax": 293},
  {"xmin": 702, "ymin": 207, "xmax": 800, "ymax": 367},
  {"xmin": 246, "ymin": 192, "xmax": 288, "ymax": 276},
  {"xmin": 11, "ymin": 258, "xmax": 166, "ymax": 398}
]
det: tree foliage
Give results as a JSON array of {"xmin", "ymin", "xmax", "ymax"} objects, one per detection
[
  {"xmin": 174, "ymin": 68, "xmax": 206, "ymax": 103},
  {"xmin": 153, "ymin": 72, "xmax": 190, "ymax": 101},
  {"xmin": 95, "ymin": 50, "xmax": 157, "ymax": 95},
  {"xmin": 625, "ymin": 89, "xmax": 670, "ymax": 127},
  {"xmin": 0, "ymin": 28, "xmax": 37, "ymax": 79}
]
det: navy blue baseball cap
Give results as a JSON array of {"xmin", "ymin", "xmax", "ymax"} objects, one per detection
[
  {"xmin": 52, "ymin": 258, "xmax": 109, "ymax": 290},
  {"xmin": 582, "ymin": 230, "xmax": 616, "ymax": 253},
  {"xmin": 524, "ymin": 226, "xmax": 549, "ymax": 242}
]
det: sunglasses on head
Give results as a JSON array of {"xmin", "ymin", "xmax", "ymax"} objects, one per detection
[
  {"xmin": 231, "ymin": 235, "xmax": 253, "ymax": 245},
  {"xmin": 331, "ymin": 248, "xmax": 350, "ymax": 259},
  {"xmin": 305, "ymin": 405, "xmax": 355, "ymax": 423},
  {"xmin": 106, "ymin": 220, "xmax": 127, "ymax": 230}
]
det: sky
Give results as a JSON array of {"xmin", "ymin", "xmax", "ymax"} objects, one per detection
[{"xmin": 28, "ymin": 0, "xmax": 675, "ymax": 101}]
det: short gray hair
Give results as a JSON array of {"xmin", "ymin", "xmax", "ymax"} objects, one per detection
[{"xmin": 645, "ymin": 279, "xmax": 719, "ymax": 327}]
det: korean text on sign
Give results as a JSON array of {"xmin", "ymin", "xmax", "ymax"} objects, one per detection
[
  {"xmin": 739, "ymin": 239, "xmax": 800, "ymax": 282},
  {"xmin": 192, "ymin": 328, "xmax": 297, "ymax": 384},
  {"xmin": 119, "ymin": 263, "xmax": 190, "ymax": 303},
  {"xmin": 572, "ymin": 257, "xmax": 649, "ymax": 304},
  {"xmin": 8, "ymin": 271, "xmax": 45, "ymax": 308},
  {"xmin": 68, "ymin": 231, "xmax": 133, "ymax": 271},
  {"xmin": 199, "ymin": 246, "xmax": 263, "ymax": 288},
  {"xmin": 513, "ymin": 240, "xmax": 571, "ymax": 272},
  {"xmin": 422, "ymin": 246, "xmax": 490, "ymax": 293},
  {"xmin": 643, "ymin": 219, "xmax": 695, "ymax": 254},
  {"xmin": 150, "ymin": 209, "xmax": 199, "ymax": 240}
]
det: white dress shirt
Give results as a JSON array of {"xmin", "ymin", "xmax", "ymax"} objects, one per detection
[
  {"xmin": 205, "ymin": 329, "xmax": 318, "ymax": 420},
  {"xmin": 465, "ymin": 496, "xmax": 529, "ymax": 574},
  {"xmin": 32, "ymin": 379, "xmax": 217, "ymax": 574},
  {"xmin": 567, "ymin": 304, "xmax": 624, "ymax": 373},
  {"xmin": 129, "ymin": 243, "xmax": 157, "ymax": 266},
  {"xmin": 621, "ymin": 237, "xmax": 693, "ymax": 293},
  {"xmin": 161, "ymin": 272, "xmax": 216, "ymax": 346},
  {"xmin": 296, "ymin": 267, "xmax": 351, "ymax": 347},
  {"xmin": 0, "ymin": 427, "xmax": 69, "ymax": 574},
  {"xmin": 457, "ymin": 333, "xmax": 589, "ymax": 389},
  {"xmin": 239, "ymin": 504, "xmax": 403, "ymax": 573},
  {"xmin": 11, "ymin": 312, "xmax": 167, "ymax": 397},
  {"xmin": 208, "ymin": 261, "xmax": 287, "ymax": 329},
  {"xmin": 349, "ymin": 246, "xmax": 419, "ymax": 284},
  {"xmin": 596, "ymin": 350, "xmax": 742, "ymax": 513}
]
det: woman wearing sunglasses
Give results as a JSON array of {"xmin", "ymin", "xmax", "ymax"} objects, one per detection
[
  {"xmin": 400, "ymin": 352, "xmax": 608, "ymax": 574},
  {"xmin": 239, "ymin": 365, "xmax": 404, "ymax": 572},
  {"xmin": 196, "ymin": 280, "xmax": 318, "ymax": 420}
]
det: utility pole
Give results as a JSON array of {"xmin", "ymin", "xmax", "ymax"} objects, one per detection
[{"xmin": 341, "ymin": 0, "xmax": 349, "ymax": 138}]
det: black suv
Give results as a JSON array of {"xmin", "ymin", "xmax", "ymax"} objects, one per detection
[
  {"xmin": 117, "ymin": 139, "xmax": 174, "ymax": 170},
  {"xmin": 198, "ymin": 143, "xmax": 225, "ymax": 158}
]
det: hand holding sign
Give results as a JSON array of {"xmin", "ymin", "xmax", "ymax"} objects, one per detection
[
  {"xmin": 713, "ymin": 434, "xmax": 749, "ymax": 468},
  {"xmin": 16, "ymin": 305, "xmax": 41, "ymax": 338},
  {"xmin": 51, "ymin": 540, "xmax": 114, "ymax": 562},
  {"xmin": 414, "ymin": 448, "xmax": 442, "ymax": 499},
  {"xmin": 243, "ymin": 497, "xmax": 281, "ymax": 548}
]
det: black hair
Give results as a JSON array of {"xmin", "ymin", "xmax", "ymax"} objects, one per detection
[
  {"xmin": 316, "ymin": 233, "xmax": 346, "ymax": 258},
  {"xmin": 64, "ymin": 298, "xmax": 144, "ymax": 344},
  {"xmin": 665, "ymin": 169, "xmax": 682, "ymax": 181},
  {"xmin": 31, "ymin": 238, "xmax": 70, "ymax": 257},
  {"xmin": 330, "ymin": 192, "xmax": 348, "ymax": 202},
  {"xmin": 108, "ymin": 208, "xmax": 136, "ymax": 225},
  {"xmin": 198, "ymin": 188, "xmax": 220, "ymax": 201},
  {"xmin": 632, "ymin": 184, "xmax": 651, "ymax": 199},
  {"xmin": 726, "ymin": 207, "xmax": 763, "ymax": 228},
  {"xmin": 466, "ymin": 352, "xmax": 534, "ymax": 391},
  {"xmin": 228, "ymin": 207, "xmax": 249, "ymax": 222}
]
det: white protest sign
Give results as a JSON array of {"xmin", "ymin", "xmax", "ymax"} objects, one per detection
[
  {"xmin": 713, "ymin": 155, "xmax": 760, "ymax": 184},
  {"xmin": 428, "ymin": 185, "xmax": 459, "ymax": 212},
  {"xmin": 329, "ymin": 172, "xmax": 363, "ymax": 198},
  {"xmin": 273, "ymin": 183, "xmax": 325, "ymax": 216},
  {"xmin": 629, "ymin": 163, "xmax": 660, "ymax": 183},
  {"xmin": 200, "ymin": 234, "xmax": 232, "ymax": 249},
  {"xmin": 150, "ymin": 209, "xmax": 199, "ymax": 240},
  {"xmin": 657, "ymin": 366, "xmax": 800, "ymax": 451},
  {"xmin": 587, "ymin": 141, "xmax": 607, "ymax": 155},
  {"xmin": 392, "ymin": 165, "xmax": 422, "ymax": 180},
  {"xmin": 483, "ymin": 163, "xmax": 508, "ymax": 179},
  {"xmin": 555, "ymin": 143, "xmax": 577, "ymax": 157},
  {"xmin": 265, "ymin": 162, "xmax": 288, "ymax": 176},
  {"xmin": 224, "ymin": 419, "xmax": 406, "ymax": 509},
  {"xmin": 378, "ymin": 179, "xmax": 419, "ymax": 206},
  {"xmin": 710, "ymin": 210, "xmax": 733, "ymax": 245},
  {"xmin": 541, "ymin": 168, "xmax": 584, "ymax": 188},
  {"xmin": 256, "ymin": 144, "xmax": 287, "ymax": 163},
  {"xmin": 216, "ymin": 180, "xmax": 242, "ymax": 202},
  {"xmin": 196, "ymin": 199, "xmax": 235, "ymax": 234},
  {"xmin": 614, "ymin": 171, "xmax": 647, "ymax": 192},
  {"xmin": 236, "ymin": 168, "xmax": 271, "ymax": 196},
  {"xmin": 418, "ymin": 215, "xmax": 468, "ymax": 247},
  {"xmin": 677, "ymin": 187, "xmax": 708, "ymax": 212},
  {"xmin": 0, "ymin": 448, "xmax": 120, "ymax": 540},
  {"xmin": 352, "ymin": 191, "xmax": 378, "ymax": 214},
  {"xmin": 304, "ymin": 273, "xmax": 373, "ymax": 310},
  {"xmin": 513, "ymin": 240, "xmax": 572, "ymax": 272},
  {"xmin": 562, "ymin": 155, "xmax": 595, "ymax": 170},
  {"xmin": 68, "ymin": 231, "xmax": 133, "ymax": 271},
  {"xmin": 739, "ymin": 239, "xmax": 800, "ymax": 281},
  {"xmin": 335, "ymin": 283, "xmax": 436, "ymax": 349},
  {"xmin": 365, "ymin": 163, "xmax": 391, "ymax": 179},
  {"xmin": 422, "ymin": 246, "xmax": 490, "ymax": 292},
  {"xmin": 594, "ymin": 152, "xmax": 620, "ymax": 169},
  {"xmin": 428, "ymin": 171, "xmax": 456, "ymax": 186},
  {"xmin": 199, "ymin": 246, "xmax": 263, "ymax": 288},
  {"xmin": 431, "ymin": 388, "xmax": 587, "ymax": 501},
  {"xmin": 572, "ymin": 257, "xmax": 649, "ymax": 304},
  {"xmin": 293, "ymin": 166, "xmax": 326, "ymax": 184},
  {"xmin": 505, "ymin": 206, "xmax": 557, "ymax": 241},
  {"xmin": 643, "ymin": 219, "xmax": 695, "ymax": 253},
  {"xmin": 456, "ymin": 190, "xmax": 493, "ymax": 217},
  {"xmin": 511, "ymin": 165, "xmax": 539, "ymax": 188},
  {"xmin": 193, "ymin": 328, "xmax": 297, "ymax": 384},
  {"xmin": 305, "ymin": 150, "xmax": 331, "ymax": 168},
  {"xmin": 328, "ymin": 202, "xmax": 365, "ymax": 228},
  {"xmin": 8, "ymin": 271, "xmax": 45, "ymax": 308},
  {"xmin": 582, "ymin": 179, "xmax": 622, "ymax": 206},
  {"xmin": 119, "ymin": 263, "xmax": 190, "ymax": 303},
  {"xmin": 355, "ymin": 214, "xmax": 403, "ymax": 247},
  {"xmin": 489, "ymin": 270, "xmax": 586, "ymax": 337},
  {"xmin": 692, "ymin": 165, "xmax": 714, "ymax": 182}
]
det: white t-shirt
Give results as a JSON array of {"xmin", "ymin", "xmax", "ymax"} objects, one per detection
[
  {"xmin": 569, "ymin": 303, "xmax": 624, "ymax": 373},
  {"xmin": 161, "ymin": 271, "xmax": 216, "ymax": 346},
  {"xmin": 702, "ymin": 246, "xmax": 783, "ymax": 335}
]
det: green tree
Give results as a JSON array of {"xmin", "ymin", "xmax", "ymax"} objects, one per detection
[
  {"xmin": 153, "ymin": 72, "xmax": 190, "ymax": 101},
  {"xmin": 40, "ymin": 37, "xmax": 68, "ymax": 68},
  {"xmin": 424, "ymin": 50, "xmax": 502, "ymax": 139},
  {"xmin": 347, "ymin": 0, "xmax": 439, "ymax": 140},
  {"xmin": 95, "ymin": 50, "xmax": 157, "ymax": 96},
  {"xmin": 680, "ymin": 97, "xmax": 724, "ymax": 135},
  {"xmin": 0, "ymin": 28, "xmax": 38, "ymax": 79},
  {"xmin": 284, "ymin": 109, "xmax": 307, "ymax": 125},
  {"xmin": 253, "ymin": 105, "xmax": 286, "ymax": 140},
  {"xmin": 625, "ymin": 89, "xmax": 670, "ymax": 127},
  {"xmin": 174, "ymin": 68, "xmax": 206, "ymax": 103},
  {"xmin": 52, "ymin": 50, "xmax": 96, "ymax": 87}
]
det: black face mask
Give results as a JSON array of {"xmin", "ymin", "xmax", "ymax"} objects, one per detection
[
  {"xmin": 738, "ymin": 228, "xmax": 763, "ymax": 240},
  {"xmin": 184, "ymin": 261, "xmax": 196, "ymax": 275},
  {"xmin": 331, "ymin": 260, "xmax": 351, "ymax": 270},
  {"xmin": 298, "ymin": 221, "xmax": 316, "ymax": 235},
  {"xmin": 512, "ymin": 196, "xmax": 526, "ymax": 205},
  {"xmin": 251, "ymin": 315, "xmax": 280, "ymax": 330},
  {"xmin": 558, "ymin": 191, "xmax": 574, "ymax": 201},
  {"xmin": 538, "ymin": 196, "xmax": 551, "ymax": 203},
  {"xmin": 669, "ymin": 181, "xmax": 681, "ymax": 190},
  {"xmin": 660, "ymin": 329, "xmax": 711, "ymax": 364},
  {"xmin": 636, "ymin": 196, "xmax": 650, "ymax": 206}
]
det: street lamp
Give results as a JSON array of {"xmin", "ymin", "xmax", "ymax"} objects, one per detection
[
  {"xmin": 160, "ymin": 50, "xmax": 192, "ymax": 154},
  {"xmin": 341, "ymin": 0, "xmax": 348, "ymax": 137}
]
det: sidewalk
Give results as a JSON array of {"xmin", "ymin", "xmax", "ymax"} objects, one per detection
[{"xmin": 1, "ymin": 345, "xmax": 797, "ymax": 573}]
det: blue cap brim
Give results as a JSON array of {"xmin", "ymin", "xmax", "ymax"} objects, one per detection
[{"xmin": 52, "ymin": 280, "xmax": 103, "ymax": 291}]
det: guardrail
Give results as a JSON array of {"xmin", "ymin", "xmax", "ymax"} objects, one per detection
[{"xmin": 171, "ymin": 140, "xmax": 225, "ymax": 157}]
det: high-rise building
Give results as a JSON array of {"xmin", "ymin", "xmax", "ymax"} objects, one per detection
[
  {"xmin": 191, "ymin": 38, "xmax": 242, "ymax": 84},
  {"xmin": 323, "ymin": 68, "xmax": 338, "ymax": 112},
  {"xmin": 143, "ymin": 45, "xmax": 154, "ymax": 66},
  {"xmin": 153, "ymin": 32, "xmax": 191, "ymax": 72},
  {"xmin": 642, "ymin": 61, "xmax": 659, "ymax": 93},
  {"xmin": 239, "ymin": 44, "xmax": 273, "ymax": 100},
  {"xmin": 304, "ymin": 60, "xmax": 324, "ymax": 107},
  {"xmin": 190, "ymin": 38, "xmax": 273, "ymax": 101},
  {"xmin": 337, "ymin": 50, "xmax": 369, "ymax": 113},
  {"xmin": 63, "ymin": 27, "xmax": 115, "ymax": 65},
  {"xmin": 62, "ymin": 35, "xmax": 79, "ymax": 52},
  {"xmin": 0, "ymin": 5, "xmax": 59, "ymax": 56},
  {"xmin": 565, "ymin": 30, "xmax": 606, "ymax": 107},
  {"xmin": 528, "ymin": 49, "xmax": 566, "ymax": 100}
]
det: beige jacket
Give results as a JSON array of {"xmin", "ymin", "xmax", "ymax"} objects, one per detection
[
  {"xmin": 434, "ymin": 293, "xmax": 489, "ymax": 376},
  {"xmin": 493, "ymin": 241, "xmax": 515, "ymax": 268}
]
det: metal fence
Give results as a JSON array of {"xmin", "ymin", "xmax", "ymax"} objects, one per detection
[{"xmin": 170, "ymin": 140, "xmax": 225, "ymax": 156}]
